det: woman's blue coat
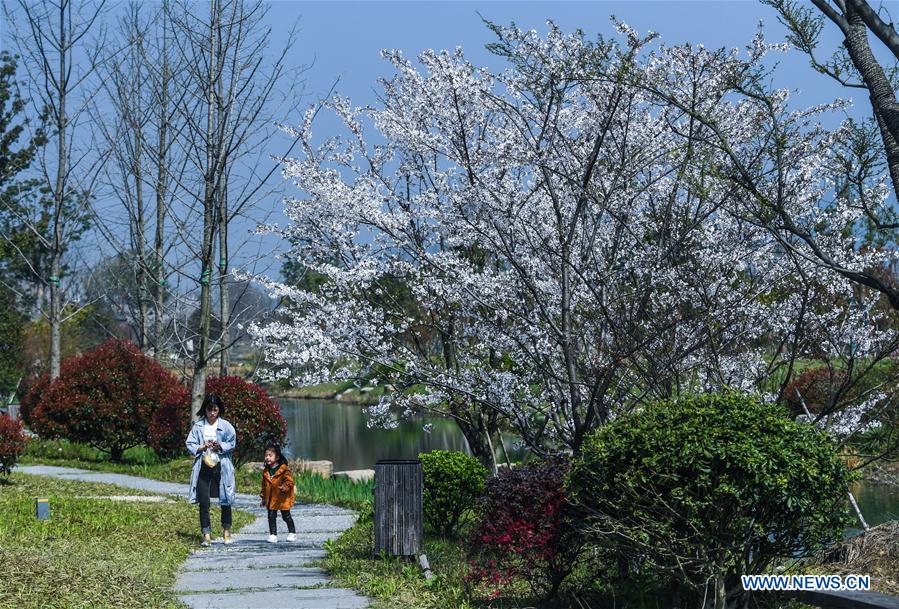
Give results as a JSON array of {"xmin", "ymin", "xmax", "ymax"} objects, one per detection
[{"xmin": 185, "ymin": 417, "xmax": 237, "ymax": 506}]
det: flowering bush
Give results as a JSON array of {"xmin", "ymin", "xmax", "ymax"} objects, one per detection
[
  {"xmin": 466, "ymin": 457, "xmax": 580, "ymax": 601},
  {"xmin": 147, "ymin": 384, "xmax": 191, "ymax": 459},
  {"xmin": 419, "ymin": 450, "xmax": 488, "ymax": 536},
  {"xmin": 29, "ymin": 339, "xmax": 183, "ymax": 461},
  {"xmin": 0, "ymin": 413, "xmax": 28, "ymax": 475}
]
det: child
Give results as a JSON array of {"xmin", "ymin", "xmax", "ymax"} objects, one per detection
[{"xmin": 260, "ymin": 444, "xmax": 296, "ymax": 543}]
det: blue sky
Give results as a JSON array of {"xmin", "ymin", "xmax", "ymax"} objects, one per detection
[
  {"xmin": 0, "ymin": 1, "xmax": 872, "ymax": 278},
  {"xmin": 268, "ymin": 1, "xmax": 853, "ymax": 114}
]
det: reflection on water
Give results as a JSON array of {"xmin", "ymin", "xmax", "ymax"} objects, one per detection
[
  {"xmin": 846, "ymin": 481, "xmax": 899, "ymax": 536},
  {"xmin": 279, "ymin": 398, "xmax": 471, "ymax": 471},
  {"xmin": 278, "ymin": 399, "xmax": 899, "ymax": 530}
]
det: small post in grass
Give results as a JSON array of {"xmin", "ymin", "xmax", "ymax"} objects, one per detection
[{"xmin": 35, "ymin": 498, "xmax": 50, "ymax": 520}]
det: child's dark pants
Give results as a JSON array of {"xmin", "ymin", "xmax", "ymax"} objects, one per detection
[
  {"xmin": 198, "ymin": 462, "xmax": 232, "ymax": 535},
  {"xmin": 268, "ymin": 509, "xmax": 296, "ymax": 535}
]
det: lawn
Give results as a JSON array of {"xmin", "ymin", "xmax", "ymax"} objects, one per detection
[{"xmin": 0, "ymin": 473, "xmax": 254, "ymax": 609}]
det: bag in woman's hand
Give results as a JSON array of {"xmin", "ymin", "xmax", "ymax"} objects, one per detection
[{"xmin": 202, "ymin": 449, "xmax": 221, "ymax": 468}]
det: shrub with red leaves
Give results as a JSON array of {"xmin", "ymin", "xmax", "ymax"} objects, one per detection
[
  {"xmin": 466, "ymin": 457, "xmax": 582, "ymax": 601},
  {"xmin": 148, "ymin": 376, "xmax": 287, "ymax": 467},
  {"xmin": 785, "ymin": 366, "xmax": 849, "ymax": 417},
  {"xmin": 147, "ymin": 384, "xmax": 191, "ymax": 460},
  {"xmin": 0, "ymin": 413, "xmax": 28, "ymax": 475},
  {"xmin": 205, "ymin": 376, "xmax": 287, "ymax": 469},
  {"xmin": 29, "ymin": 339, "xmax": 183, "ymax": 461},
  {"xmin": 18, "ymin": 372, "xmax": 50, "ymax": 428}
]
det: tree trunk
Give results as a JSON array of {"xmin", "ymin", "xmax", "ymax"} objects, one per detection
[
  {"xmin": 218, "ymin": 212, "xmax": 230, "ymax": 376},
  {"xmin": 456, "ymin": 414, "xmax": 497, "ymax": 473},
  {"xmin": 49, "ymin": 256, "xmax": 61, "ymax": 379},
  {"xmin": 110, "ymin": 446, "xmax": 124, "ymax": 463},
  {"xmin": 842, "ymin": 6, "xmax": 899, "ymax": 202},
  {"xmin": 49, "ymin": 0, "xmax": 66, "ymax": 381},
  {"xmin": 189, "ymin": 0, "xmax": 219, "ymax": 420},
  {"xmin": 134, "ymin": 104, "xmax": 147, "ymax": 351},
  {"xmin": 714, "ymin": 575, "xmax": 727, "ymax": 609},
  {"xmin": 217, "ymin": 73, "xmax": 230, "ymax": 377},
  {"xmin": 152, "ymin": 4, "xmax": 170, "ymax": 358}
]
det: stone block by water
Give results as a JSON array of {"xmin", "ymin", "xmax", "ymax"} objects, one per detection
[
  {"xmin": 333, "ymin": 469, "xmax": 374, "ymax": 483},
  {"xmin": 294, "ymin": 460, "xmax": 333, "ymax": 478}
]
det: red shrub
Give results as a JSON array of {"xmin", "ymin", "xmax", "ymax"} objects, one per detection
[
  {"xmin": 0, "ymin": 413, "xmax": 28, "ymax": 475},
  {"xmin": 147, "ymin": 384, "xmax": 191, "ymax": 459},
  {"xmin": 785, "ymin": 366, "xmax": 849, "ymax": 416},
  {"xmin": 30, "ymin": 339, "xmax": 183, "ymax": 461},
  {"xmin": 18, "ymin": 372, "xmax": 50, "ymax": 428},
  {"xmin": 205, "ymin": 375, "xmax": 286, "ymax": 469},
  {"xmin": 147, "ymin": 375, "xmax": 287, "ymax": 467},
  {"xmin": 466, "ymin": 457, "xmax": 582, "ymax": 601}
]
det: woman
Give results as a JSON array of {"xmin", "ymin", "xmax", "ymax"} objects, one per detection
[{"xmin": 186, "ymin": 393, "xmax": 237, "ymax": 546}]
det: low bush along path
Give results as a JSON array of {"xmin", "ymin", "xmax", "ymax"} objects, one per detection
[{"xmin": 16, "ymin": 465, "xmax": 369, "ymax": 609}]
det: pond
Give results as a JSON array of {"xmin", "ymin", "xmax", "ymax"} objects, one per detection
[
  {"xmin": 278, "ymin": 398, "xmax": 899, "ymax": 529},
  {"xmin": 279, "ymin": 397, "xmax": 527, "ymax": 470},
  {"xmin": 848, "ymin": 481, "xmax": 899, "ymax": 534}
]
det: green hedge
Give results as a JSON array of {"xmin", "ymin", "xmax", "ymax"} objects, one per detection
[
  {"xmin": 420, "ymin": 450, "xmax": 488, "ymax": 536},
  {"xmin": 568, "ymin": 392, "xmax": 853, "ymax": 607}
]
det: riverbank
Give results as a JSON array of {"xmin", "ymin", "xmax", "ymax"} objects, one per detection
[
  {"xmin": 864, "ymin": 461, "xmax": 899, "ymax": 487},
  {"xmin": 267, "ymin": 381, "xmax": 384, "ymax": 405}
]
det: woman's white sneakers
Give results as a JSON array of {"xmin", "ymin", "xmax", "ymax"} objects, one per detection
[
  {"xmin": 267, "ymin": 534, "xmax": 278, "ymax": 543},
  {"xmin": 286, "ymin": 533, "xmax": 297, "ymax": 542}
]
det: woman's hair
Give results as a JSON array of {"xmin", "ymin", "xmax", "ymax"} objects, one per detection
[
  {"xmin": 264, "ymin": 444, "xmax": 288, "ymax": 467},
  {"xmin": 196, "ymin": 393, "xmax": 225, "ymax": 419}
]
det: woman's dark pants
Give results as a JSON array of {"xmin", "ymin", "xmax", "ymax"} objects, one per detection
[
  {"xmin": 197, "ymin": 462, "xmax": 232, "ymax": 535},
  {"xmin": 268, "ymin": 509, "xmax": 296, "ymax": 535}
]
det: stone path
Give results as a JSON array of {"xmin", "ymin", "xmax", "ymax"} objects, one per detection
[{"xmin": 16, "ymin": 465, "xmax": 370, "ymax": 609}]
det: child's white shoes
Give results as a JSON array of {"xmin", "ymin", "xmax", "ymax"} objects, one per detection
[
  {"xmin": 287, "ymin": 533, "xmax": 297, "ymax": 542},
  {"xmin": 267, "ymin": 534, "xmax": 278, "ymax": 543}
]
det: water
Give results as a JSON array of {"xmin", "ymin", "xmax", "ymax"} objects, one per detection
[
  {"xmin": 277, "ymin": 398, "xmax": 899, "ymax": 529},
  {"xmin": 278, "ymin": 397, "xmax": 472, "ymax": 471},
  {"xmin": 847, "ymin": 481, "xmax": 899, "ymax": 535}
]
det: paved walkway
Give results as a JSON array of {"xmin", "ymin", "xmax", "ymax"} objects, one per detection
[{"xmin": 16, "ymin": 465, "xmax": 370, "ymax": 609}]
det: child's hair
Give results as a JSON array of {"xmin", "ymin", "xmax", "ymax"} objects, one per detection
[{"xmin": 264, "ymin": 444, "xmax": 288, "ymax": 467}]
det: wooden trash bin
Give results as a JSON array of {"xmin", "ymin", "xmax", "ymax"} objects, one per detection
[{"xmin": 373, "ymin": 459, "xmax": 422, "ymax": 557}]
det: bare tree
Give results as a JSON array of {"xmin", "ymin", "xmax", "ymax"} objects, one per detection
[
  {"xmin": 90, "ymin": 1, "xmax": 188, "ymax": 355},
  {"xmin": 5, "ymin": 0, "xmax": 108, "ymax": 379},
  {"xmin": 165, "ymin": 0, "xmax": 301, "ymax": 417}
]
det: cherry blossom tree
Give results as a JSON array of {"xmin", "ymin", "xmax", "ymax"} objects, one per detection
[{"xmin": 251, "ymin": 22, "xmax": 898, "ymax": 468}]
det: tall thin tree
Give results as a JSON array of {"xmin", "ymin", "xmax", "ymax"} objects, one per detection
[{"xmin": 6, "ymin": 0, "xmax": 107, "ymax": 379}]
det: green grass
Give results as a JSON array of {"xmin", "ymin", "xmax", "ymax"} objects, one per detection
[
  {"xmin": 21, "ymin": 438, "xmax": 196, "ymax": 486},
  {"xmin": 294, "ymin": 471, "xmax": 373, "ymax": 510},
  {"xmin": 21, "ymin": 438, "xmax": 374, "ymax": 510},
  {"xmin": 0, "ymin": 472, "xmax": 253, "ymax": 609},
  {"xmin": 322, "ymin": 509, "xmax": 476, "ymax": 609}
]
